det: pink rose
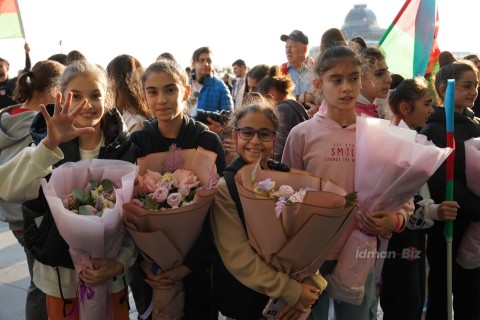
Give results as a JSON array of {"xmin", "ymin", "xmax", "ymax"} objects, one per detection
[
  {"xmin": 178, "ymin": 184, "xmax": 190, "ymax": 197},
  {"xmin": 167, "ymin": 192, "xmax": 182, "ymax": 208},
  {"xmin": 172, "ymin": 169, "xmax": 199, "ymax": 188},
  {"xmin": 132, "ymin": 199, "xmax": 144, "ymax": 207},
  {"xmin": 152, "ymin": 187, "xmax": 169, "ymax": 203},
  {"xmin": 138, "ymin": 170, "xmax": 162, "ymax": 194},
  {"xmin": 157, "ymin": 178, "xmax": 173, "ymax": 190}
]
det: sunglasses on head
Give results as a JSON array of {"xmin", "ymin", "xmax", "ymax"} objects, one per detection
[{"xmin": 235, "ymin": 127, "xmax": 276, "ymax": 142}]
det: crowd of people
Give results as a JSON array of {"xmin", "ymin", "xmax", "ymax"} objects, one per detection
[{"xmin": 0, "ymin": 26, "xmax": 479, "ymax": 320}]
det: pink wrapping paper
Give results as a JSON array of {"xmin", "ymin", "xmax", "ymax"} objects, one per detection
[
  {"xmin": 122, "ymin": 147, "xmax": 218, "ymax": 320},
  {"xmin": 234, "ymin": 163, "xmax": 357, "ymax": 281},
  {"xmin": 41, "ymin": 159, "xmax": 138, "ymax": 320},
  {"xmin": 327, "ymin": 116, "xmax": 452, "ymax": 305},
  {"xmin": 457, "ymin": 138, "xmax": 480, "ymax": 269}
]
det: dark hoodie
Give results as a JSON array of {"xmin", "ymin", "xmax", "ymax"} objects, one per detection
[
  {"xmin": 23, "ymin": 106, "xmax": 138, "ymax": 268},
  {"xmin": 420, "ymin": 105, "xmax": 480, "ymax": 319},
  {"xmin": 131, "ymin": 116, "xmax": 226, "ymax": 172},
  {"xmin": 420, "ymin": 106, "xmax": 480, "ymax": 224},
  {"xmin": 130, "ymin": 115, "xmax": 226, "ymax": 319}
]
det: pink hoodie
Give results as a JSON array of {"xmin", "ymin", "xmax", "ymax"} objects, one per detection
[{"xmin": 282, "ymin": 112, "xmax": 357, "ymax": 260}]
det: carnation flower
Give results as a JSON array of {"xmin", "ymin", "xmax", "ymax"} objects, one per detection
[
  {"xmin": 257, "ymin": 178, "xmax": 275, "ymax": 192},
  {"xmin": 277, "ymin": 185, "xmax": 295, "ymax": 198}
]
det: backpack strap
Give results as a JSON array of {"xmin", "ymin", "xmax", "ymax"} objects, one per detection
[{"xmin": 223, "ymin": 170, "xmax": 247, "ymax": 231}]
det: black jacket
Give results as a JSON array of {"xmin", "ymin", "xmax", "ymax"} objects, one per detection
[
  {"xmin": 23, "ymin": 106, "xmax": 138, "ymax": 268},
  {"xmin": 131, "ymin": 115, "xmax": 226, "ymax": 319},
  {"xmin": 420, "ymin": 106, "xmax": 480, "ymax": 248}
]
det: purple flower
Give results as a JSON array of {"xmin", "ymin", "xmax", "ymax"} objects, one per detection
[
  {"xmin": 257, "ymin": 178, "xmax": 275, "ymax": 192},
  {"xmin": 152, "ymin": 187, "xmax": 169, "ymax": 203},
  {"xmin": 275, "ymin": 197, "xmax": 286, "ymax": 218},
  {"xmin": 167, "ymin": 192, "xmax": 182, "ymax": 208}
]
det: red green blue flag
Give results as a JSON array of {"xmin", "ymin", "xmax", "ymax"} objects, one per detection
[
  {"xmin": 0, "ymin": 0, "xmax": 25, "ymax": 39},
  {"xmin": 378, "ymin": 0, "xmax": 438, "ymax": 79}
]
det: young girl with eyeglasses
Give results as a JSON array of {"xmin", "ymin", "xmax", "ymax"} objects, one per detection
[{"xmin": 211, "ymin": 96, "xmax": 324, "ymax": 320}]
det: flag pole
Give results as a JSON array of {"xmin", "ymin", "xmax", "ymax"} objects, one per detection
[
  {"xmin": 444, "ymin": 79, "xmax": 455, "ymax": 320},
  {"xmin": 13, "ymin": 0, "xmax": 26, "ymax": 40}
]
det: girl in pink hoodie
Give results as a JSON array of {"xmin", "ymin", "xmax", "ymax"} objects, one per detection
[{"xmin": 282, "ymin": 45, "xmax": 404, "ymax": 320}]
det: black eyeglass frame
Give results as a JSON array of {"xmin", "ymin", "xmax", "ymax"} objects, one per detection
[{"xmin": 234, "ymin": 127, "xmax": 277, "ymax": 142}]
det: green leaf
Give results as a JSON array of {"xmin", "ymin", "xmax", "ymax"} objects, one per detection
[
  {"xmin": 100, "ymin": 179, "xmax": 115, "ymax": 193},
  {"xmin": 144, "ymin": 196, "xmax": 160, "ymax": 210},
  {"xmin": 344, "ymin": 192, "xmax": 358, "ymax": 208},
  {"xmin": 72, "ymin": 188, "xmax": 90, "ymax": 204},
  {"xmin": 78, "ymin": 205, "xmax": 95, "ymax": 216},
  {"xmin": 250, "ymin": 156, "xmax": 262, "ymax": 185}
]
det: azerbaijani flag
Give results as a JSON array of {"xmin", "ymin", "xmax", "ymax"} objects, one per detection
[
  {"xmin": 0, "ymin": 0, "xmax": 25, "ymax": 39},
  {"xmin": 378, "ymin": 0, "xmax": 438, "ymax": 79}
]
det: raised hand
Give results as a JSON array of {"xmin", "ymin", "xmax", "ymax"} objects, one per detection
[{"xmin": 41, "ymin": 92, "xmax": 95, "ymax": 150}]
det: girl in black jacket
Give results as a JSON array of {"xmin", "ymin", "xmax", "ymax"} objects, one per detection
[
  {"xmin": 131, "ymin": 59, "xmax": 226, "ymax": 320},
  {"xmin": 420, "ymin": 59, "xmax": 480, "ymax": 320}
]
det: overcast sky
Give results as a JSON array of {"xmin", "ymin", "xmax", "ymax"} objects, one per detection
[{"xmin": 1, "ymin": 0, "xmax": 476, "ymax": 74}]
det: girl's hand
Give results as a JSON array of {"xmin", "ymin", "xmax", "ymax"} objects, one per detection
[
  {"xmin": 141, "ymin": 260, "xmax": 191, "ymax": 290},
  {"xmin": 277, "ymin": 283, "xmax": 319, "ymax": 319},
  {"xmin": 79, "ymin": 258, "xmax": 124, "ymax": 287},
  {"xmin": 206, "ymin": 117, "xmax": 223, "ymax": 134},
  {"xmin": 437, "ymin": 201, "xmax": 459, "ymax": 221},
  {"xmin": 360, "ymin": 211, "xmax": 398, "ymax": 238},
  {"xmin": 41, "ymin": 92, "xmax": 95, "ymax": 151}
]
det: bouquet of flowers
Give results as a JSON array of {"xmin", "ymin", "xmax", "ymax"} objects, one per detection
[
  {"xmin": 134, "ymin": 169, "xmax": 199, "ymax": 211},
  {"xmin": 122, "ymin": 144, "xmax": 218, "ymax": 320},
  {"xmin": 41, "ymin": 159, "xmax": 139, "ymax": 320},
  {"xmin": 235, "ymin": 163, "xmax": 356, "ymax": 317},
  {"xmin": 62, "ymin": 178, "xmax": 116, "ymax": 216},
  {"xmin": 325, "ymin": 116, "xmax": 452, "ymax": 305},
  {"xmin": 456, "ymin": 138, "xmax": 480, "ymax": 269}
]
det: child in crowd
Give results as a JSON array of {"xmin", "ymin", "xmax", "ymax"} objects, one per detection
[
  {"xmin": 19, "ymin": 60, "xmax": 138, "ymax": 319},
  {"xmin": 210, "ymin": 96, "xmax": 324, "ymax": 320},
  {"xmin": 256, "ymin": 65, "xmax": 309, "ymax": 161},
  {"xmin": 420, "ymin": 59, "xmax": 480, "ymax": 320},
  {"xmin": 318, "ymin": 44, "xmax": 392, "ymax": 118},
  {"xmin": 130, "ymin": 59, "xmax": 226, "ymax": 319},
  {"xmin": 282, "ymin": 45, "xmax": 404, "ymax": 320},
  {"xmin": 0, "ymin": 59, "xmax": 65, "ymax": 320},
  {"xmin": 106, "ymin": 54, "xmax": 152, "ymax": 132},
  {"xmin": 380, "ymin": 76, "xmax": 458, "ymax": 320},
  {"xmin": 355, "ymin": 45, "xmax": 392, "ymax": 117}
]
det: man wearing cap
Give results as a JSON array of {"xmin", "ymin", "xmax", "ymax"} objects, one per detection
[{"xmin": 280, "ymin": 30, "xmax": 317, "ymax": 115}]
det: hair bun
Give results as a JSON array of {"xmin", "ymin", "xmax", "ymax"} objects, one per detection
[{"xmin": 439, "ymin": 51, "xmax": 456, "ymax": 68}]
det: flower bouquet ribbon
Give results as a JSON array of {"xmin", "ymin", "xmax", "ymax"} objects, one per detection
[
  {"xmin": 40, "ymin": 159, "xmax": 139, "ymax": 320},
  {"xmin": 122, "ymin": 145, "xmax": 218, "ymax": 320},
  {"xmin": 234, "ymin": 162, "xmax": 356, "ymax": 315},
  {"xmin": 326, "ymin": 116, "xmax": 453, "ymax": 305},
  {"xmin": 456, "ymin": 138, "xmax": 480, "ymax": 269}
]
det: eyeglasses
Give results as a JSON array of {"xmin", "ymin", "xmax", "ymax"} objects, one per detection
[{"xmin": 235, "ymin": 127, "xmax": 276, "ymax": 142}]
